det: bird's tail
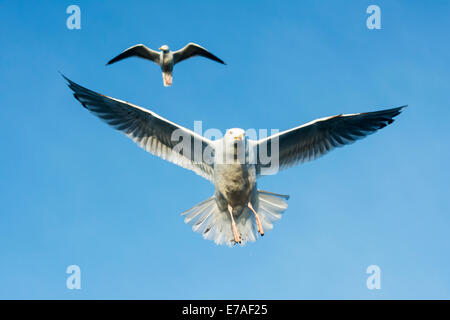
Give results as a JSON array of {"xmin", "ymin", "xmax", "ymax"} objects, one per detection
[
  {"xmin": 182, "ymin": 190, "xmax": 289, "ymax": 247},
  {"xmin": 162, "ymin": 71, "xmax": 172, "ymax": 86}
]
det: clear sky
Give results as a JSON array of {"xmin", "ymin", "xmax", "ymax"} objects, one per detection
[{"xmin": 0, "ymin": 0, "xmax": 449, "ymax": 299}]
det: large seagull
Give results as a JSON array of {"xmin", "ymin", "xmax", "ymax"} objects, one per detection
[
  {"xmin": 106, "ymin": 43, "xmax": 226, "ymax": 87},
  {"xmin": 64, "ymin": 76, "xmax": 405, "ymax": 246}
]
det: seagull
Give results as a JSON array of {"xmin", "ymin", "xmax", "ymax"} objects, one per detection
[
  {"xmin": 106, "ymin": 43, "xmax": 226, "ymax": 87},
  {"xmin": 64, "ymin": 76, "xmax": 405, "ymax": 246}
]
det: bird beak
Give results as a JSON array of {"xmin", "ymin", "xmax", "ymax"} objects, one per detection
[
  {"xmin": 159, "ymin": 47, "xmax": 163, "ymax": 50},
  {"xmin": 234, "ymin": 134, "xmax": 244, "ymax": 141}
]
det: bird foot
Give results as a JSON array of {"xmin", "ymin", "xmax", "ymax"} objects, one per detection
[
  {"xmin": 228, "ymin": 204, "xmax": 241, "ymax": 244},
  {"xmin": 255, "ymin": 215, "xmax": 264, "ymax": 236},
  {"xmin": 248, "ymin": 202, "xmax": 264, "ymax": 236},
  {"xmin": 232, "ymin": 222, "xmax": 241, "ymax": 244}
]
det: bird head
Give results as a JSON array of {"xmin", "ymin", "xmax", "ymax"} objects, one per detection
[
  {"xmin": 159, "ymin": 45, "xmax": 170, "ymax": 52},
  {"xmin": 225, "ymin": 128, "xmax": 246, "ymax": 144},
  {"xmin": 221, "ymin": 128, "xmax": 247, "ymax": 164}
]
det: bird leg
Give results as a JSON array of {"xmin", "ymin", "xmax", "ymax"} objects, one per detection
[
  {"xmin": 248, "ymin": 202, "xmax": 264, "ymax": 236},
  {"xmin": 228, "ymin": 204, "xmax": 241, "ymax": 244}
]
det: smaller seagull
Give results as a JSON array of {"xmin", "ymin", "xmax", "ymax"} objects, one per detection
[{"xmin": 106, "ymin": 43, "xmax": 226, "ymax": 87}]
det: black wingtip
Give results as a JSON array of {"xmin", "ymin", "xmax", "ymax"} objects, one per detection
[
  {"xmin": 59, "ymin": 72, "xmax": 74, "ymax": 88},
  {"xmin": 106, "ymin": 56, "xmax": 121, "ymax": 66},
  {"xmin": 393, "ymin": 105, "xmax": 407, "ymax": 117},
  {"xmin": 73, "ymin": 93, "xmax": 89, "ymax": 110},
  {"xmin": 59, "ymin": 71, "xmax": 69, "ymax": 82},
  {"xmin": 393, "ymin": 105, "xmax": 408, "ymax": 115}
]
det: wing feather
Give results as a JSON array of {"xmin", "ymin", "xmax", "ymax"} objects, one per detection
[
  {"xmin": 106, "ymin": 44, "xmax": 160, "ymax": 65},
  {"xmin": 173, "ymin": 43, "xmax": 225, "ymax": 65},
  {"xmin": 251, "ymin": 106, "xmax": 406, "ymax": 175},
  {"xmin": 64, "ymin": 76, "xmax": 214, "ymax": 181}
]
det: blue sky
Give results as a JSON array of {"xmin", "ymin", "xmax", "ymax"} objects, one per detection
[{"xmin": 0, "ymin": 0, "xmax": 449, "ymax": 299}]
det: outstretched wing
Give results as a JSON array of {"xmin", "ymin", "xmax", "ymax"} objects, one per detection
[
  {"xmin": 64, "ymin": 76, "xmax": 215, "ymax": 181},
  {"xmin": 250, "ymin": 106, "xmax": 406, "ymax": 175},
  {"xmin": 173, "ymin": 43, "xmax": 226, "ymax": 65},
  {"xmin": 106, "ymin": 44, "xmax": 160, "ymax": 65}
]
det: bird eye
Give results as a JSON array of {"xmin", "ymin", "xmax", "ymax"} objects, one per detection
[{"xmin": 229, "ymin": 131, "xmax": 233, "ymax": 135}]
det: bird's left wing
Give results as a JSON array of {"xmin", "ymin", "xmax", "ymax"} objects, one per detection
[
  {"xmin": 249, "ymin": 106, "xmax": 406, "ymax": 175},
  {"xmin": 64, "ymin": 76, "xmax": 215, "ymax": 181},
  {"xmin": 173, "ymin": 43, "xmax": 226, "ymax": 65}
]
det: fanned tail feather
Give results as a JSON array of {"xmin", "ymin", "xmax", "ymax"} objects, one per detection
[
  {"xmin": 256, "ymin": 190, "xmax": 289, "ymax": 233},
  {"xmin": 182, "ymin": 190, "xmax": 289, "ymax": 247}
]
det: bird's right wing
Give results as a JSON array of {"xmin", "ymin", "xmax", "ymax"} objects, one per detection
[
  {"xmin": 106, "ymin": 44, "xmax": 160, "ymax": 65},
  {"xmin": 64, "ymin": 76, "xmax": 215, "ymax": 182},
  {"xmin": 173, "ymin": 43, "xmax": 226, "ymax": 65}
]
